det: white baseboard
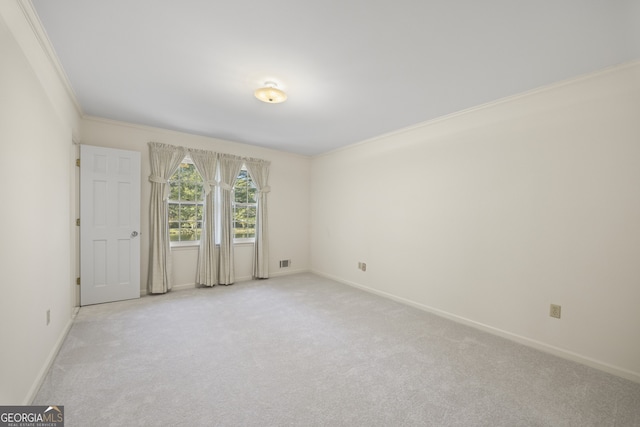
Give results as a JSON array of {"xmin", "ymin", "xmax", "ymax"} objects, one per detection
[
  {"xmin": 312, "ymin": 270, "xmax": 640, "ymax": 385},
  {"xmin": 25, "ymin": 307, "xmax": 79, "ymax": 405},
  {"xmin": 159, "ymin": 268, "xmax": 311, "ymax": 292},
  {"xmin": 171, "ymin": 282, "xmax": 198, "ymax": 291},
  {"xmin": 269, "ymin": 268, "xmax": 310, "ymax": 278}
]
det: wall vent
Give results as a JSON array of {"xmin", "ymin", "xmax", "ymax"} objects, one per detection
[{"xmin": 279, "ymin": 259, "xmax": 291, "ymax": 268}]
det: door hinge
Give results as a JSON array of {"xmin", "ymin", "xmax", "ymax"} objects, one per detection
[
  {"xmin": 76, "ymin": 158, "xmax": 80, "ymax": 167},
  {"xmin": 76, "ymin": 277, "xmax": 81, "ymax": 286},
  {"xmin": 76, "ymin": 218, "xmax": 80, "ymax": 226}
]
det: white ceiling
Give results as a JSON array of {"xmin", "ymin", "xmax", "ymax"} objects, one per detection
[{"xmin": 30, "ymin": 0, "xmax": 640, "ymax": 156}]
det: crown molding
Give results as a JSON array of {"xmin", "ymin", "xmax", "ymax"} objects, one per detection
[
  {"xmin": 17, "ymin": 0, "xmax": 84, "ymax": 117},
  {"xmin": 82, "ymin": 115, "xmax": 311, "ymax": 160},
  {"xmin": 316, "ymin": 59, "xmax": 640, "ymax": 158}
]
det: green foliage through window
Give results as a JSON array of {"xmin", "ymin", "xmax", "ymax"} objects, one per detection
[
  {"xmin": 168, "ymin": 161, "xmax": 258, "ymax": 244},
  {"xmin": 233, "ymin": 168, "xmax": 257, "ymax": 239},
  {"xmin": 168, "ymin": 162, "xmax": 203, "ymax": 242}
]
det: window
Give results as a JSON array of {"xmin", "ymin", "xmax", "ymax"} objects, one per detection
[
  {"xmin": 168, "ymin": 161, "xmax": 203, "ymax": 243},
  {"xmin": 168, "ymin": 161, "xmax": 257, "ymax": 245},
  {"xmin": 233, "ymin": 167, "xmax": 257, "ymax": 241}
]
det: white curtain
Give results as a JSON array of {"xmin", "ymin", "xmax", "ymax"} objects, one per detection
[
  {"xmin": 189, "ymin": 148, "xmax": 218, "ymax": 287},
  {"xmin": 218, "ymin": 154, "xmax": 244, "ymax": 285},
  {"xmin": 245, "ymin": 159, "xmax": 271, "ymax": 279},
  {"xmin": 148, "ymin": 142, "xmax": 185, "ymax": 294}
]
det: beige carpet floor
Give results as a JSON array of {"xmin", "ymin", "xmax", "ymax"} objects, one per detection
[{"xmin": 34, "ymin": 273, "xmax": 640, "ymax": 426}]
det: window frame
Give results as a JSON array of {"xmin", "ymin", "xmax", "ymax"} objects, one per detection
[
  {"xmin": 168, "ymin": 157, "xmax": 204, "ymax": 247},
  {"xmin": 232, "ymin": 166, "xmax": 257, "ymax": 244},
  {"xmin": 167, "ymin": 158, "xmax": 258, "ymax": 247}
]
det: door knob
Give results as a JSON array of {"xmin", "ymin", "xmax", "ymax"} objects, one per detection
[{"xmin": 131, "ymin": 231, "xmax": 139, "ymax": 238}]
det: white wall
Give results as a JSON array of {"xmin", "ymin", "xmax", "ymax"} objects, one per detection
[
  {"xmin": 80, "ymin": 117, "xmax": 311, "ymax": 292},
  {"xmin": 3, "ymin": 0, "xmax": 637, "ymax": 406},
  {"xmin": 0, "ymin": 0, "xmax": 310, "ymax": 403},
  {"xmin": 310, "ymin": 62, "xmax": 640, "ymax": 382},
  {"xmin": 0, "ymin": 2, "xmax": 79, "ymax": 404}
]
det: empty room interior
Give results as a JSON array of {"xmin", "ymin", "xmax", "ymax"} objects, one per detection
[{"xmin": 1, "ymin": 0, "xmax": 640, "ymax": 425}]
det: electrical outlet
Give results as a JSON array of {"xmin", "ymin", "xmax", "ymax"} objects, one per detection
[
  {"xmin": 361, "ymin": 263, "xmax": 366, "ymax": 272},
  {"xmin": 549, "ymin": 304, "xmax": 561, "ymax": 319},
  {"xmin": 46, "ymin": 309, "xmax": 51, "ymax": 325}
]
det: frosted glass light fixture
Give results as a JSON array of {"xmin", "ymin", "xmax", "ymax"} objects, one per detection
[{"xmin": 254, "ymin": 81, "xmax": 287, "ymax": 104}]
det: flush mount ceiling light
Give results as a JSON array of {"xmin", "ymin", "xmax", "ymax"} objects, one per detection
[{"xmin": 254, "ymin": 81, "xmax": 287, "ymax": 104}]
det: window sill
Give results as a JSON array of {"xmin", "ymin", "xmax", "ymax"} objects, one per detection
[
  {"xmin": 234, "ymin": 238, "xmax": 255, "ymax": 246},
  {"xmin": 170, "ymin": 240, "xmax": 255, "ymax": 250},
  {"xmin": 170, "ymin": 242, "xmax": 199, "ymax": 251}
]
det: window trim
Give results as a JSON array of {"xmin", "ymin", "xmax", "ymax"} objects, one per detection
[
  {"xmin": 168, "ymin": 157, "xmax": 204, "ymax": 246},
  {"xmin": 168, "ymin": 158, "xmax": 258, "ymax": 247},
  {"xmin": 232, "ymin": 166, "xmax": 257, "ymax": 242}
]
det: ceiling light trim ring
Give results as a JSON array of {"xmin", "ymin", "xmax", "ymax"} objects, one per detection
[{"xmin": 254, "ymin": 81, "xmax": 287, "ymax": 104}]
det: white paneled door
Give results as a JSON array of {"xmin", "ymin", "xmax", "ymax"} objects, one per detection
[{"xmin": 80, "ymin": 145, "xmax": 141, "ymax": 306}]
